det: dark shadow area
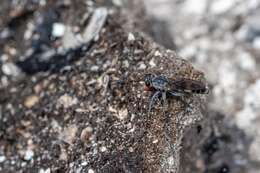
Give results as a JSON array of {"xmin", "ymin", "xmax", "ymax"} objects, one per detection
[{"xmin": 179, "ymin": 111, "xmax": 257, "ymax": 173}]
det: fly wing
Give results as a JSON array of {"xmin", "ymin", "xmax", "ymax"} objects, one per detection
[{"xmin": 170, "ymin": 79, "xmax": 208, "ymax": 94}]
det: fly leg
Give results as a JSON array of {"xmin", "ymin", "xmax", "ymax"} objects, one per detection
[
  {"xmin": 148, "ymin": 90, "xmax": 161, "ymax": 116},
  {"xmin": 162, "ymin": 91, "xmax": 167, "ymax": 116}
]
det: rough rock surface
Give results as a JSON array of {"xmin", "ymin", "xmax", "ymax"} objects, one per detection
[{"xmin": 0, "ymin": 0, "xmax": 207, "ymax": 173}]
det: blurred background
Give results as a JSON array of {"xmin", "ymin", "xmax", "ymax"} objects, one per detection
[{"xmin": 144, "ymin": 0, "xmax": 260, "ymax": 172}]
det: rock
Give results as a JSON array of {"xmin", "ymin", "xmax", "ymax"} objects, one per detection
[
  {"xmin": 0, "ymin": 1, "xmax": 208, "ymax": 172},
  {"xmin": 61, "ymin": 7, "xmax": 107, "ymax": 50}
]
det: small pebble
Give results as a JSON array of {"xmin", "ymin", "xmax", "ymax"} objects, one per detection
[
  {"xmin": 0, "ymin": 155, "xmax": 6, "ymax": 163},
  {"xmin": 149, "ymin": 58, "xmax": 156, "ymax": 67},
  {"xmin": 60, "ymin": 125, "xmax": 78, "ymax": 145},
  {"xmin": 81, "ymin": 161, "xmax": 88, "ymax": 166},
  {"xmin": 128, "ymin": 32, "xmax": 135, "ymax": 42},
  {"xmin": 24, "ymin": 149, "xmax": 34, "ymax": 161},
  {"xmin": 52, "ymin": 23, "xmax": 66, "ymax": 37},
  {"xmin": 100, "ymin": 146, "xmax": 107, "ymax": 152},
  {"xmin": 24, "ymin": 95, "xmax": 40, "ymax": 108},
  {"xmin": 154, "ymin": 50, "xmax": 162, "ymax": 57},
  {"xmin": 88, "ymin": 169, "xmax": 95, "ymax": 173},
  {"xmin": 2, "ymin": 63, "xmax": 22, "ymax": 77},
  {"xmin": 117, "ymin": 109, "xmax": 128, "ymax": 120},
  {"xmin": 90, "ymin": 65, "xmax": 99, "ymax": 71},
  {"xmin": 129, "ymin": 147, "xmax": 134, "ymax": 152},
  {"xmin": 80, "ymin": 127, "xmax": 93, "ymax": 143},
  {"xmin": 58, "ymin": 94, "xmax": 78, "ymax": 108},
  {"xmin": 138, "ymin": 63, "xmax": 147, "ymax": 70},
  {"xmin": 39, "ymin": 168, "xmax": 51, "ymax": 173}
]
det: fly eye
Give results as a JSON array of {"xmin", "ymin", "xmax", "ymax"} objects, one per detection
[
  {"xmin": 144, "ymin": 74, "xmax": 154, "ymax": 86},
  {"xmin": 144, "ymin": 77, "xmax": 151, "ymax": 86}
]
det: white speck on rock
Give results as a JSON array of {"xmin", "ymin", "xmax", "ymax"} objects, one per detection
[
  {"xmin": 138, "ymin": 63, "xmax": 147, "ymax": 70},
  {"xmin": 21, "ymin": 162, "xmax": 27, "ymax": 167},
  {"xmin": 2, "ymin": 62, "xmax": 22, "ymax": 77},
  {"xmin": 52, "ymin": 23, "xmax": 66, "ymax": 37},
  {"xmin": 128, "ymin": 32, "xmax": 135, "ymax": 42},
  {"xmin": 152, "ymin": 139, "xmax": 158, "ymax": 144},
  {"xmin": 154, "ymin": 50, "xmax": 162, "ymax": 57},
  {"xmin": 58, "ymin": 94, "xmax": 78, "ymax": 108},
  {"xmin": 149, "ymin": 58, "xmax": 156, "ymax": 67},
  {"xmin": 39, "ymin": 168, "xmax": 51, "ymax": 173},
  {"xmin": 24, "ymin": 22, "xmax": 35, "ymax": 40},
  {"xmin": 118, "ymin": 108, "xmax": 128, "ymax": 120},
  {"xmin": 100, "ymin": 146, "xmax": 107, "ymax": 152},
  {"xmin": 123, "ymin": 60, "xmax": 130, "ymax": 68},
  {"xmin": 88, "ymin": 168, "xmax": 95, "ymax": 173},
  {"xmin": 0, "ymin": 155, "xmax": 6, "ymax": 163},
  {"xmin": 168, "ymin": 156, "xmax": 174, "ymax": 166},
  {"xmin": 24, "ymin": 149, "xmax": 34, "ymax": 161},
  {"xmin": 81, "ymin": 161, "xmax": 88, "ymax": 166},
  {"xmin": 82, "ymin": 8, "xmax": 108, "ymax": 43}
]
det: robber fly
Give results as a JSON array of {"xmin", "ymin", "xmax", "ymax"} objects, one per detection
[{"xmin": 144, "ymin": 73, "xmax": 209, "ymax": 114}]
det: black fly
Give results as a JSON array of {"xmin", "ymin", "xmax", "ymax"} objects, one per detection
[{"xmin": 144, "ymin": 73, "xmax": 209, "ymax": 114}]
